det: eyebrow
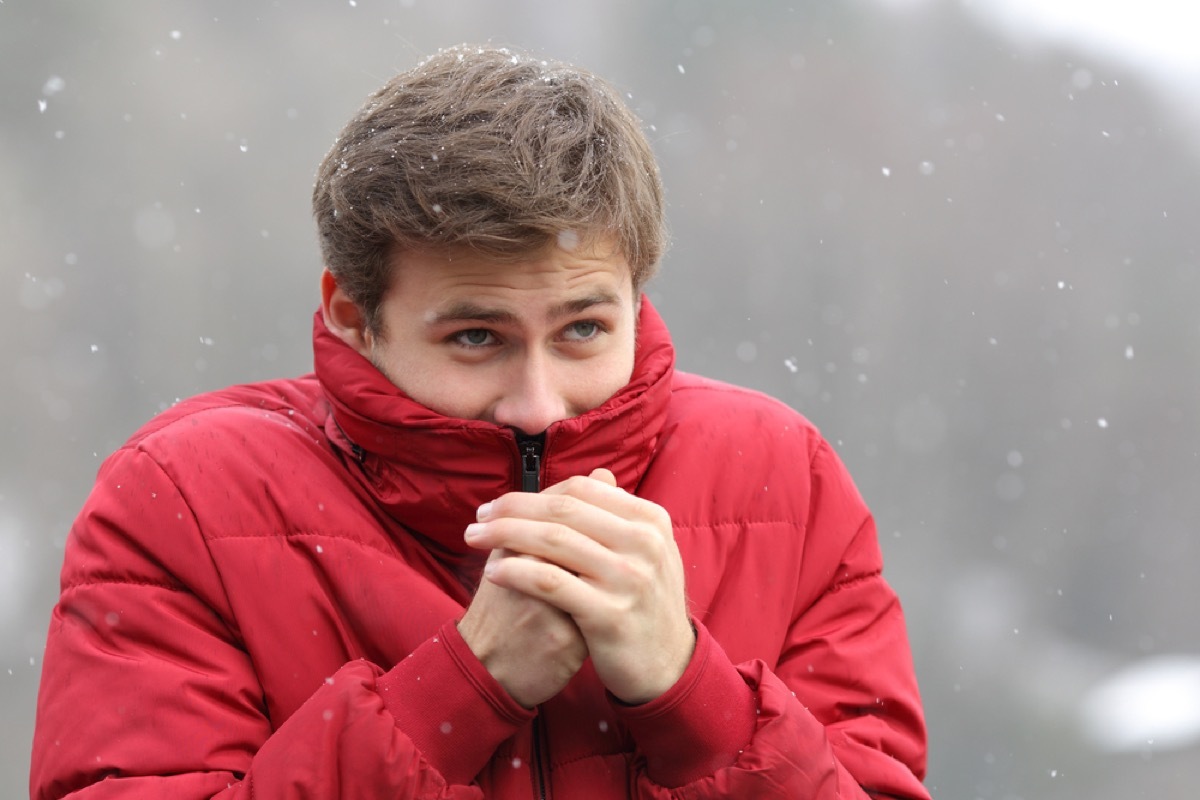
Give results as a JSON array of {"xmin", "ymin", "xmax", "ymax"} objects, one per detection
[{"xmin": 427, "ymin": 291, "xmax": 623, "ymax": 327}]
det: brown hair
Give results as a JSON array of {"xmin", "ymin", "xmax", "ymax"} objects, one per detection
[{"xmin": 312, "ymin": 44, "xmax": 667, "ymax": 332}]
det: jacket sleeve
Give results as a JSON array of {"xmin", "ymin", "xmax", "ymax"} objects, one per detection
[
  {"xmin": 30, "ymin": 446, "xmax": 531, "ymax": 800},
  {"xmin": 613, "ymin": 440, "xmax": 930, "ymax": 799}
]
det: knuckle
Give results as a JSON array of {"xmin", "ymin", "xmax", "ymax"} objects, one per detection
[
  {"xmin": 622, "ymin": 524, "xmax": 659, "ymax": 561},
  {"xmin": 533, "ymin": 566, "xmax": 565, "ymax": 594},
  {"xmin": 546, "ymin": 493, "xmax": 575, "ymax": 519},
  {"xmin": 612, "ymin": 555, "xmax": 640, "ymax": 582},
  {"xmin": 591, "ymin": 607, "xmax": 625, "ymax": 638},
  {"xmin": 542, "ymin": 621, "xmax": 570, "ymax": 648},
  {"xmin": 629, "ymin": 560, "xmax": 655, "ymax": 589},
  {"xmin": 643, "ymin": 532, "xmax": 668, "ymax": 562},
  {"xmin": 545, "ymin": 522, "xmax": 571, "ymax": 548},
  {"xmin": 646, "ymin": 505, "xmax": 672, "ymax": 530},
  {"xmin": 560, "ymin": 475, "xmax": 590, "ymax": 493}
]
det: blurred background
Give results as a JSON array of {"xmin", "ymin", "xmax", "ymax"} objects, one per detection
[{"xmin": 3, "ymin": 0, "xmax": 1199, "ymax": 796}]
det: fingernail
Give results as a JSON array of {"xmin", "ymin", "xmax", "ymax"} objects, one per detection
[
  {"xmin": 476, "ymin": 502, "xmax": 492, "ymax": 521},
  {"xmin": 464, "ymin": 523, "xmax": 483, "ymax": 541}
]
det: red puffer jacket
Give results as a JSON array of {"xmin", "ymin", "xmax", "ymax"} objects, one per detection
[{"xmin": 31, "ymin": 301, "xmax": 928, "ymax": 799}]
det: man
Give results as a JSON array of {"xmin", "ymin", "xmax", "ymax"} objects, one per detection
[{"xmin": 31, "ymin": 45, "xmax": 929, "ymax": 799}]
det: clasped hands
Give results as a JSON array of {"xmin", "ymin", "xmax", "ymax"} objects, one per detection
[{"xmin": 457, "ymin": 469, "xmax": 695, "ymax": 708}]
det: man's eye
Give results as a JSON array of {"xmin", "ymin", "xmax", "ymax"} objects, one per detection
[
  {"xmin": 563, "ymin": 321, "xmax": 601, "ymax": 341},
  {"xmin": 454, "ymin": 329, "xmax": 495, "ymax": 347}
]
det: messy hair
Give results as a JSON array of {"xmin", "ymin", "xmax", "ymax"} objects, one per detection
[{"xmin": 312, "ymin": 44, "xmax": 667, "ymax": 332}]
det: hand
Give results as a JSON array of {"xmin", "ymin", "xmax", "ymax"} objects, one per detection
[
  {"xmin": 463, "ymin": 469, "xmax": 695, "ymax": 704},
  {"xmin": 457, "ymin": 548, "xmax": 588, "ymax": 708}
]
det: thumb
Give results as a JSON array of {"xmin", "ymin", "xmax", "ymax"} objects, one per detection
[{"xmin": 589, "ymin": 467, "xmax": 618, "ymax": 487}]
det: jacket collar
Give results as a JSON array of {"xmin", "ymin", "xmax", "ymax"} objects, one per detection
[{"xmin": 313, "ymin": 298, "xmax": 675, "ymax": 556}]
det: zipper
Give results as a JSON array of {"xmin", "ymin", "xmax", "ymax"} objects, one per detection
[
  {"xmin": 516, "ymin": 433, "xmax": 544, "ymax": 493},
  {"xmin": 514, "ymin": 432, "xmax": 549, "ymax": 799},
  {"xmin": 531, "ymin": 714, "xmax": 550, "ymax": 800},
  {"xmin": 332, "ymin": 419, "xmax": 368, "ymax": 465}
]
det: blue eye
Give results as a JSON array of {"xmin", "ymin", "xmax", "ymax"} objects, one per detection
[
  {"xmin": 564, "ymin": 321, "xmax": 600, "ymax": 341},
  {"xmin": 454, "ymin": 329, "xmax": 495, "ymax": 347}
]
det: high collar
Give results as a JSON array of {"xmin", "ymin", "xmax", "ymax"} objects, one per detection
[{"xmin": 313, "ymin": 298, "xmax": 675, "ymax": 557}]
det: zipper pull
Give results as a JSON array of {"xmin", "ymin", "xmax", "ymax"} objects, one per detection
[{"xmin": 518, "ymin": 436, "xmax": 543, "ymax": 493}]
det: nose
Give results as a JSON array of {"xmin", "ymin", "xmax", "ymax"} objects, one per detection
[{"xmin": 490, "ymin": 354, "xmax": 570, "ymax": 436}]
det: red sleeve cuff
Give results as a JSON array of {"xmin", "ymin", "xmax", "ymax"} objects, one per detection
[
  {"xmin": 377, "ymin": 619, "xmax": 535, "ymax": 786},
  {"xmin": 610, "ymin": 620, "xmax": 756, "ymax": 787}
]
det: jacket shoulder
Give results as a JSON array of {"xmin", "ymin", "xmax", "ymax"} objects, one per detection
[
  {"xmin": 100, "ymin": 376, "xmax": 348, "ymax": 541},
  {"xmin": 668, "ymin": 370, "xmax": 824, "ymax": 454},
  {"xmin": 655, "ymin": 371, "xmax": 872, "ymax": 562},
  {"xmin": 124, "ymin": 375, "xmax": 327, "ymax": 453}
]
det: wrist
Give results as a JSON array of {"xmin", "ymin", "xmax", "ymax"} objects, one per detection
[
  {"xmin": 611, "ymin": 619, "xmax": 697, "ymax": 705},
  {"xmin": 611, "ymin": 621, "xmax": 754, "ymax": 788}
]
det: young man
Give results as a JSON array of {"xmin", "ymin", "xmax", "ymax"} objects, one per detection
[{"xmin": 31, "ymin": 46, "xmax": 929, "ymax": 799}]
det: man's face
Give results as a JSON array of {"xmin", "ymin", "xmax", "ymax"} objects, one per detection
[{"xmin": 356, "ymin": 237, "xmax": 637, "ymax": 436}]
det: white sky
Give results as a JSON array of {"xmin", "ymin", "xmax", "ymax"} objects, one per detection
[
  {"xmin": 870, "ymin": 0, "xmax": 1200, "ymax": 137},
  {"xmin": 878, "ymin": 0, "xmax": 1200, "ymax": 95},
  {"xmin": 1079, "ymin": 655, "xmax": 1200, "ymax": 752},
  {"xmin": 966, "ymin": 0, "xmax": 1200, "ymax": 89}
]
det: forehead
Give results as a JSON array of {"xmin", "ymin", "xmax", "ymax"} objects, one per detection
[{"xmin": 386, "ymin": 236, "xmax": 632, "ymax": 301}]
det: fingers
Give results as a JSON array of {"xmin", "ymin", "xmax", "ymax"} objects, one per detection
[
  {"xmin": 467, "ymin": 469, "xmax": 691, "ymax": 706},
  {"xmin": 479, "ymin": 474, "xmax": 670, "ymax": 549},
  {"xmin": 466, "ymin": 517, "xmax": 616, "ymax": 579},
  {"xmin": 466, "ymin": 471, "xmax": 675, "ymax": 587},
  {"xmin": 481, "ymin": 550, "xmax": 612, "ymax": 623},
  {"xmin": 464, "ymin": 469, "xmax": 677, "ymax": 623},
  {"xmin": 470, "ymin": 496, "xmax": 664, "ymax": 569},
  {"xmin": 588, "ymin": 467, "xmax": 617, "ymax": 487},
  {"xmin": 460, "ymin": 566, "xmax": 589, "ymax": 707},
  {"xmin": 542, "ymin": 472, "xmax": 664, "ymax": 527}
]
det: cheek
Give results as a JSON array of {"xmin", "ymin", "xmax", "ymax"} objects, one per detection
[
  {"xmin": 578, "ymin": 342, "xmax": 637, "ymax": 407},
  {"xmin": 616, "ymin": 328, "xmax": 638, "ymax": 383},
  {"xmin": 368, "ymin": 344, "xmax": 489, "ymax": 418},
  {"xmin": 404, "ymin": 368, "xmax": 496, "ymax": 419}
]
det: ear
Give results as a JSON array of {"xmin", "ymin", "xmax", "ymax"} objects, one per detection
[{"xmin": 320, "ymin": 268, "xmax": 373, "ymax": 357}]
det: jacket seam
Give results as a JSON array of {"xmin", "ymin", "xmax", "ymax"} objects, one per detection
[
  {"xmin": 124, "ymin": 400, "xmax": 296, "ymax": 448},
  {"xmin": 550, "ymin": 746, "xmax": 627, "ymax": 770},
  {"xmin": 61, "ymin": 576, "xmax": 184, "ymax": 593},
  {"xmin": 201, "ymin": 529, "xmax": 403, "ymax": 561},
  {"xmin": 672, "ymin": 519, "xmax": 801, "ymax": 530},
  {"xmin": 671, "ymin": 382, "xmax": 773, "ymax": 398},
  {"xmin": 133, "ymin": 445, "xmax": 243, "ymax": 640},
  {"xmin": 826, "ymin": 568, "xmax": 883, "ymax": 595}
]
